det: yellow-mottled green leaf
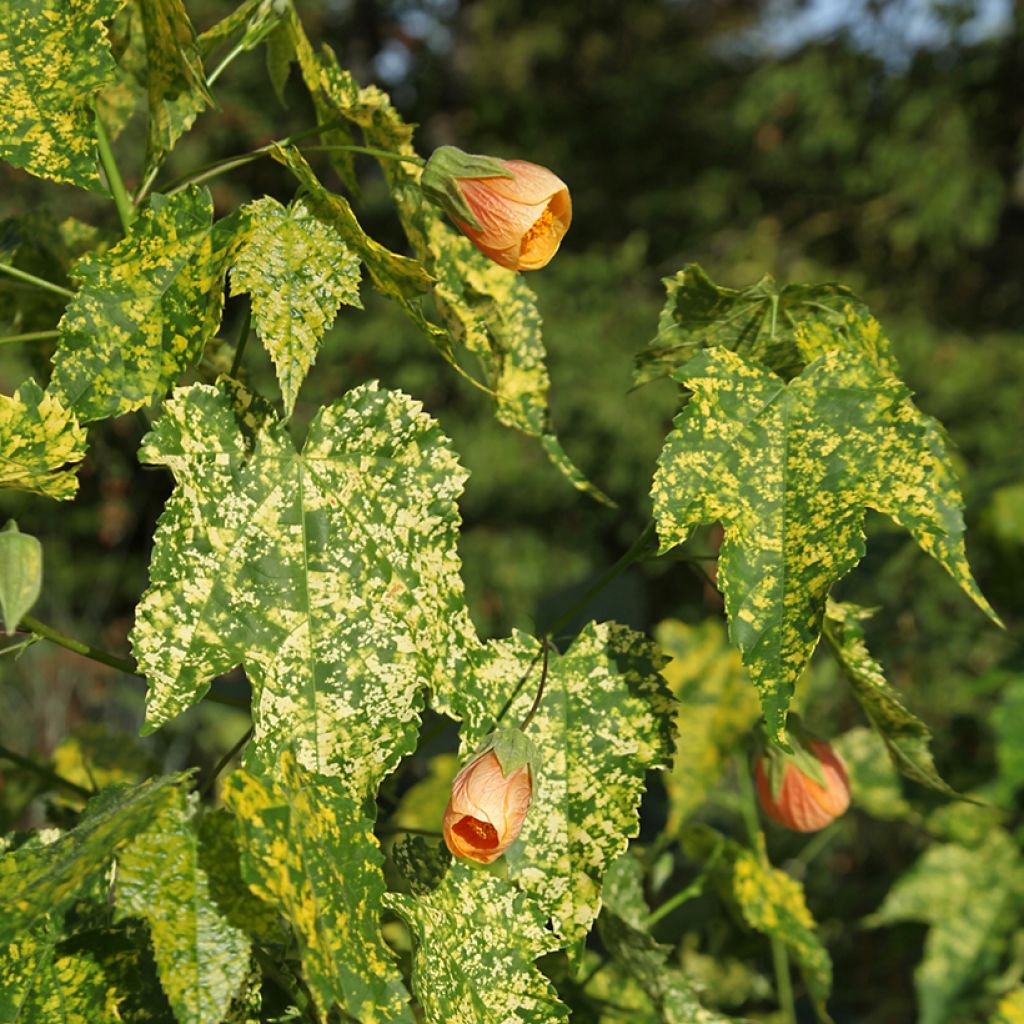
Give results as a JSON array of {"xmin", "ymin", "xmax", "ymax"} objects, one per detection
[
  {"xmin": 437, "ymin": 623, "xmax": 676, "ymax": 948},
  {"xmin": 385, "ymin": 863, "xmax": 568, "ymax": 1024},
  {"xmin": 391, "ymin": 835, "xmax": 451, "ymax": 896},
  {"xmin": 0, "ymin": 919, "xmax": 60, "ymax": 1022},
  {"xmin": 0, "ymin": 380, "xmax": 86, "ymax": 501},
  {"xmin": 867, "ymin": 829, "xmax": 1024, "ymax": 1024},
  {"xmin": 635, "ymin": 263, "xmax": 868, "ymax": 385},
  {"xmin": 0, "ymin": 0, "xmax": 119, "ymax": 190},
  {"xmin": 824, "ymin": 599, "xmax": 956, "ymax": 795},
  {"xmin": 223, "ymin": 752, "xmax": 412, "ymax": 1024},
  {"xmin": 131, "ymin": 380, "xmax": 476, "ymax": 799},
  {"xmin": 138, "ymin": 0, "xmax": 212, "ymax": 175},
  {"xmin": 0, "ymin": 775, "xmax": 181, "ymax": 946},
  {"xmin": 114, "ymin": 788, "xmax": 251, "ymax": 1024},
  {"xmin": 657, "ymin": 618, "xmax": 760, "ymax": 832},
  {"xmin": 51, "ymin": 187, "xmax": 240, "ymax": 423},
  {"xmin": 653, "ymin": 321, "xmax": 997, "ymax": 742},
  {"xmin": 231, "ymin": 196, "xmax": 362, "ymax": 414}
]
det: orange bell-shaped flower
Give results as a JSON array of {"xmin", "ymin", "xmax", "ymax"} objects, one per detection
[
  {"xmin": 755, "ymin": 739, "xmax": 850, "ymax": 833},
  {"xmin": 421, "ymin": 146, "xmax": 571, "ymax": 271},
  {"xmin": 442, "ymin": 749, "xmax": 533, "ymax": 864}
]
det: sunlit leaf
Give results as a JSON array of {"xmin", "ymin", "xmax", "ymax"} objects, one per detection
[
  {"xmin": 231, "ymin": 196, "xmax": 362, "ymax": 414},
  {"xmin": 224, "ymin": 752, "xmax": 412, "ymax": 1024},
  {"xmin": 0, "ymin": 0, "xmax": 120, "ymax": 190},
  {"xmin": 51, "ymin": 187, "xmax": 240, "ymax": 422},
  {"xmin": 386, "ymin": 863, "xmax": 568, "ymax": 1024},
  {"xmin": 0, "ymin": 380, "xmax": 86, "ymax": 500},
  {"xmin": 115, "ymin": 788, "xmax": 251, "ymax": 1024},
  {"xmin": 436, "ymin": 623, "xmax": 676, "ymax": 947},
  {"xmin": 131, "ymin": 379, "xmax": 476, "ymax": 798},
  {"xmin": 653, "ymin": 320, "xmax": 997, "ymax": 742}
]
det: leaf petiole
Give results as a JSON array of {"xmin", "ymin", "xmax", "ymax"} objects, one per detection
[
  {"xmin": 0, "ymin": 263, "xmax": 74, "ymax": 299},
  {"xmin": 94, "ymin": 108, "xmax": 134, "ymax": 234}
]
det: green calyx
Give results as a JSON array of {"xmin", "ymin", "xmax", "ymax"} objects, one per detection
[
  {"xmin": 478, "ymin": 725, "xmax": 540, "ymax": 778},
  {"xmin": 762, "ymin": 715, "xmax": 829, "ymax": 800},
  {"xmin": 420, "ymin": 145, "xmax": 514, "ymax": 232}
]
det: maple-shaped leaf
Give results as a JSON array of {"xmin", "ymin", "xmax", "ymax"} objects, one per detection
[
  {"xmin": 284, "ymin": 34, "xmax": 610, "ymax": 504},
  {"xmin": 50, "ymin": 187, "xmax": 240, "ymax": 423},
  {"xmin": 131, "ymin": 379, "xmax": 476, "ymax": 798},
  {"xmin": 635, "ymin": 263, "xmax": 868, "ymax": 385},
  {"xmin": 138, "ymin": 0, "xmax": 213, "ymax": 176},
  {"xmin": 0, "ymin": 0, "xmax": 120, "ymax": 190},
  {"xmin": 0, "ymin": 379, "xmax": 87, "ymax": 500},
  {"xmin": 436, "ymin": 623, "xmax": 676, "ymax": 949},
  {"xmin": 652, "ymin": 330, "xmax": 998, "ymax": 742},
  {"xmin": 824, "ymin": 599, "xmax": 955, "ymax": 795},
  {"xmin": 114, "ymin": 789, "xmax": 251, "ymax": 1024},
  {"xmin": 224, "ymin": 752, "xmax": 412, "ymax": 1024},
  {"xmin": 385, "ymin": 863, "xmax": 568, "ymax": 1024},
  {"xmin": 231, "ymin": 196, "xmax": 362, "ymax": 414}
]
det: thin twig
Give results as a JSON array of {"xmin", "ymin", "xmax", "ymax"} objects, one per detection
[
  {"xmin": 199, "ymin": 726, "xmax": 253, "ymax": 800},
  {"xmin": 94, "ymin": 109, "xmax": 134, "ymax": 234},
  {"xmin": 519, "ymin": 642, "xmax": 551, "ymax": 731},
  {"xmin": 0, "ymin": 743, "xmax": 94, "ymax": 799},
  {"xmin": 0, "ymin": 330, "xmax": 60, "ymax": 344},
  {"xmin": 0, "ymin": 263, "xmax": 74, "ymax": 299},
  {"xmin": 229, "ymin": 302, "xmax": 251, "ymax": 378}
]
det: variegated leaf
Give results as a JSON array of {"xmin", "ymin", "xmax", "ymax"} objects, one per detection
[
  {"xmin": 131, "ymin": 379, "xmax": 476, "ymax": 798},
  {"xmin": 223, "ymin": 752, "xmax": 412, "ymax": 1024},
  {"xmin": 435, "ymin": 623, "xmax": 676, "ymax": 947},
  {"xmin": 385, "ymin": 863, "xmax": 568, "ymax": 1024},
  {"xmin": 0, "ymin": 380, "xmax": 87, "ymax": 500},
  {"xmin": 231, "ymin": 196, "xmax": 362, "ymax": 414},
  {"xmin": 0, "ymin": 0, "xmax": 119, "ymax": 190},
  {"xmin": 51, "ymin": 187, "xmax": 240, "ymax": 422},
  {"xmin": 114, "ymin": 788, "xmax": 251, "ymax": 1024},
  {"xmin": 653, "ymin": 322, "xmax": 997, "ymax": 742}
]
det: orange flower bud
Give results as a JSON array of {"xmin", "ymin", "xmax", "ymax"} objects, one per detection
[
  {"xmin": 421, "ymin": 146, "xmax": 571, "ymax": 271},
  {"xmin": 755, "ymin": 739, "xmax": 850, "ymax": 833},
  {"xmin": 442, "ymin": 749, "xmax": 533, "ymax": 864}
]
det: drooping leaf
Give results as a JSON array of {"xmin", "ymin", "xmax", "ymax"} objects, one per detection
[
  {"xmin": 138, "ymin": 0, "xmax": 213, "ymax": 175},
  {"xmin": 114, "ymin": 788, "xmax": 251, "ymax": 1024},
  {"xmin": 867, "ymin": 829, "xmax": 1024, "ymax": 1024},
  {"xmin": 652, "ymin": 323, "xmax": 997, "ymax": 742},
  {"xmin": 94, "ymin": 3, "xmax": 147, "ymax": 141},
  {"xmin": 634, "ymin": 263, "xmax": 868, "ymax": 385},
  {"xmin": 657, "ymin": 618, "xmax": 760, "ymax": 832},
  {"xmin": 196, "ymin": 0, "xmax": 262, "ymax": 56},
  {"xmin": 131, "ymin": 380, "xmax": 476, "ymax": 799},
  {"xmin": 435, "ymin": 623, "xmax": 676, "ymax": 947},
  {"xmin": 385, "ymin": 863, "xmax": 568, "ymax": 1024},
  {"xmin": 0, "ymin": 0, "xmax": 120, "ymax": 190},
  {"xmin": 51, "ymin": 187, "xmax": 240, "ymax": 422},
  {"xmin": 231, "ymin": 196, "xmax": 362, "ymax": 414},
  {"xmin": 223, "ymin": 752, "xmax": 412, "ymax": 1024},
  {"xmin": 0, "ymin": 775, "xmax": 181, "ymax": 946},
  {"xmin": 824, "ymin": 599, "xmax": 956, "ymax": 795},
  {"xmin": 0, "ymin": 380, "xmax": 87, "ymax": 500},
  {"xmin": 0, "ymin": 521, "xmax": 42, "ymax": 635}
]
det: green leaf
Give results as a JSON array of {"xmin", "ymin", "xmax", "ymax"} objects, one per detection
[
  {"xmin": 436, "ymin": 623, "xmax": 676, "ymax": 947},
  {"xmin": 0, "ymin": 380, "xmax": 87, "ymax": 500},
  {"xmin": 391, "ymin": 834, "xmax": 451, "ymax": 895},
  {"xmin": 634, "ymin": 263, "xmax": 869, "ymax": 385},
  {"xmin": 0, "ymin": 919, "xmax": 60, "ymax": 1022},
  {"xmin": 0, "ymin": 775, "xmax": 181, "ymax": 946},
  {"xmin": 50, "ymin": 724, "xmax": 159, "ymax": 806},
  {"xmin": 0, "ymin": 521, "xmax": 41, "ymax": 635},
  {"xmin": 657, "ymin": 618, "xmax": 760, "ymax": 832},
  {"xmin": 131, "ymin": 380, "xmax": 475, "ymax": 798},
  {"xmin": 114, "ymin": 788, "xmax": 251, "ymax": 1024},
  {"xmin": 138, "ymin": 0, "xmax": 213, "ymax": 176},
  {"xmin": 386, "ymin": 862, "xmax": 568, "ymax": 1024},
  {"xmin": 867, "ymin": 829, "xmax": 1024, "ymax": 1024},
  {"xmin": 0, "ymin": 0, "xmax": 120, "ymax": 190},
  {"xmin": 652, "ymin": 324, "xmax": 997, "ymax": 742},
  {"xmin": 51, "ymin": 187, "xmax": 239, "ymax": 422},
  {"xmin": 824, "ymin": 599, "xmax": 956, "ymax": 795},
  {"xmin": 231, "ymin": 196, "xmax": 362, "ymax": 415},
  {"xmin": 223, "ymin": 752, "xmax": 412, "ymax": 1024}
]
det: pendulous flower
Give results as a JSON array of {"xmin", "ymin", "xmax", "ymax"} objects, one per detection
[
  {"xmin": 755, "ymin": 738, "xmax": 850, "ymax": 833},
  {"xmin": 442, "ymin": 746, "xmax": 533, "ymax": 864},
  {"xmin": 421, "ymin": 145, "xmax": 571, "ymax": 271}
]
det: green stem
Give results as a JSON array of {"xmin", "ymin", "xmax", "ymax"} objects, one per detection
[
  {"xmin": 0, "ymin": 743, "xmax": 94, "ymax": 799},
  {"xmin": 304, "ymin": 144, "xmax": 425, "ymax": 166},
  {"xmin": 492, "ymin": 646, "xmax": 545, "ymax": 727},
  {"xmin": 0, "ymin": 330, "xmax": 60, "ymax": 344},
  {"xmin": 735, "ymin": 755, "xmax": 796, "ymax": 1024},
  {"xmin": 541, "ymin": 521, "xmax": 657, "ymax": 639},
  {"xmin": 94, "ymin": 110, "xmax": 134, "ymax": 235},
  {"xmin": 229, "ymin": 303, "xmax": 252, "ymax": 377},
  {"xmin": 207, "ymin": 38, "xmax": 247, "ymax": 86},
  {"xmin": 200, "ymin": 726, "xmax": 253, "ymax": 800},
  {"xmin": 519, "ymin": 642, "xmax": 550, "ymax": 731},
  {"xmin": 19, "ymin": 615, "xmax": 247, "ymax": 711},
  {"xmin": 0, "ymin": 263, "xmax": 74, "ymax": 299}
]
